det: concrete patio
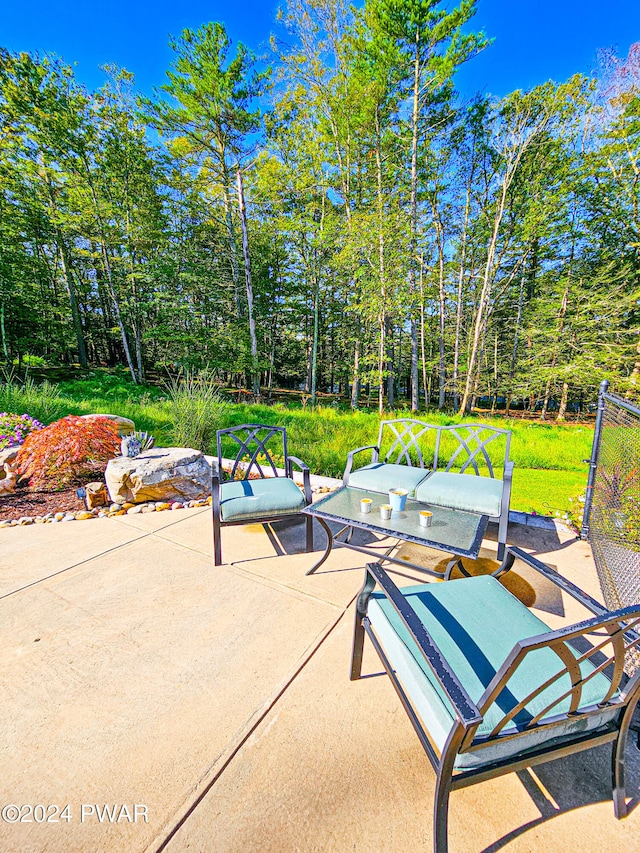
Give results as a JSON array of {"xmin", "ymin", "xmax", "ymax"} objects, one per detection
[{"xmin": 1, "ymin": 502, "xmax": 639, "ymax": 853}]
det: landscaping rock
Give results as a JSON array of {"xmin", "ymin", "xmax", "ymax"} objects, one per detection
[
  {"xmin": 105, "ymin": 447, "xmax": 211, "ymax": 504},
  {"xmin": 0, "ymin": 447, "xmax": 20, "ymax": 470},
  {"xmin": 85, "ymin": 481, "xmax": 109, "ymax": 509},
  {"xmin": 75, "ymin": 511, "xmax": 94, "ymax": 521},
  {"xmin": 80, "ymin": 414, "xmax": 135, "ymax": 436}
]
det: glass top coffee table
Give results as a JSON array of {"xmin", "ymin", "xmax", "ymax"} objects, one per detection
[{"xmin": 302, "ymin": 486, "xmax": 489, "ymax": 576}]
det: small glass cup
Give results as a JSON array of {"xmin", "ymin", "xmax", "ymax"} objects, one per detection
[
  {"xmin": 380, "ymin": 504, "xmax": 392, "ymax": 520},
  {"xmin": 360, "ymin": 497, "xmax": 372, "ymax": 514},
  {"xmin": 419, "ymin": 510, "xmax": 433, "ymax": 528}
]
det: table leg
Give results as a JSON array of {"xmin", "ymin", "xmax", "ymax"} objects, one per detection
[
  {"xmin": 306, "ymin": 517, "xmax": 333, "ymax": 575},
  {"xmin": 444, "ymin": 557, "xmax": 469, "ymax": 580}
]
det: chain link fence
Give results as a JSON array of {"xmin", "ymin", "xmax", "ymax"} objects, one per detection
[{"xmin": 582, "ymin": 381, "xmax": 640, "ymax": 671}]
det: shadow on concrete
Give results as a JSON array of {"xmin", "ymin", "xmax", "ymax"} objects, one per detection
[{"xmin": 479, "ymin": 742, "xmax": 640, "ymax": 852}]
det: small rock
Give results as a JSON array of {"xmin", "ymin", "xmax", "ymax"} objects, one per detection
[
  {"xmin": 0, "ymin": 520, "xmax": 12, "ymax": 528},
  {"xmin": 54, "ymin": 512, "xmax": 65, "ymax": 521},
  {"xmin": 19, "ymin": 516, "xmax": 34, "ymax": 525},
  {"xmin": 155, "ymin": 502, "xmax": 170, "ymax": 511},
  {"xmin": 127, "ymin": 505, "xmax": 143, "ymax": 514},
  {"xmin": 140, "ymin": 504, "xmax": 155, "ymax": 513},
  {"xmin": 109, "ymin": 503, "xmax": 121, "ymax": 513},
  {"xmin": 98, "ymin": 511, "xmax": 107, "ymax": 518},
  {"xmin": 75, "ymin": 511, "xmax": 94, "ymax": 521},
  {"xmin": 34, "ymin": 517, "xmax": 46, "ymax": 524},
  {"xmin": 171, "ymin": 502, "xmax": 183, "ymax": 510},
  {"xmin": 44, "ymin": 512, "xmax": 54, "ymax": 520},
  {"xmin": 122, "ymin": 502, "xmax": 136, "ymax": 511},
  {"xmin": 48, "ymin": 518, "xmax": 59, "ymax": 523},
  {"xmin": 61, "ymin": 515, "xmax": 75, "ymax": 522}
]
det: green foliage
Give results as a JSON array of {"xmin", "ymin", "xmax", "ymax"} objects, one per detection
[
  {"xmin": 15, "ymin": 415, "xmax": 121, "ymax": 490},
  {"xmin": 165, "ymin": 371, "xmax": 231, "ymax": 453},
  {"xmin": 0, "ymin": 375, "xmax": 66, "ymax": 424}
]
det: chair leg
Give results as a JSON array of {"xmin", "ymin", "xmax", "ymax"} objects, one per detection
[
  {"xmin": 497, "ymin": 512, "xmax": 508, "ymax": 561},
  {"xmin": 612, "ymin": 714, "xmax": 633, "ymax": 818},
  {"xmin": 433, "ymin": 771, "xmax": 452, "ymax": 853},
  {"xmin": 212, "ymin": 511, "xmax": 223, "ymax": 567},
  {"xmin": 350, "ymin": 612, "xmax": 366, "ymax": 681},
  {"xmin": 305, "ymin": 515, "xmax": 314, "ymax": 553}
]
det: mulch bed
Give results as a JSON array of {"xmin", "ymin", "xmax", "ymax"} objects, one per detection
[{"xmin": 0, "ymin": 480, "xmax": 84, "ymax": 522}]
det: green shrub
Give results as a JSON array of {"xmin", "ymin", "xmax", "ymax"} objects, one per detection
[
  {"xmin": 0, "ymin": 375, "xmax": 65, "ymax": 424},
  {"xmin": 165, "ymin": 371, "xmax": 230, "ymax": 454}
]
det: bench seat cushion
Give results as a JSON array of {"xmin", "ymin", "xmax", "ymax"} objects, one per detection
[
  {"xmin": 348, "ymin": 463, "xmax": 429, "ymax": 497},
  {"xmin": 220, "ymin": 477, "xmax": 305, "ymax": 522},
  {"xmin": 415, "ymin": 471, "xmax": 503, "ymax": 517},
  {"xmin": 367, "ymin": 575, "xmax": 617, "ymax": 769}
]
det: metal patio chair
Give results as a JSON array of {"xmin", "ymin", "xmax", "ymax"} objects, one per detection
[
  {"xmin": 211, "ymin": 424, "xmax": 313, "ymax": 566},
  {"xmin": 343, "ymin": 419, "xmax": 514, "ymax": 558},
  {"xmin": 350, "ymin": 547, "xmax": 640, "ymax": 853}
]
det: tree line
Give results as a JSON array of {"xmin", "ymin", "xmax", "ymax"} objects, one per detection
[{"xmin": 1, "ymin": 0, "xmax": 639, "ymax": 417}]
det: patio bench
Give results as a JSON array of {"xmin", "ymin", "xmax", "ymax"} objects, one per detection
[
  {"xmin": 343, "ymin": 419, "xmax": 513, "ymax": 558},
  {"xmin": 350, "ymin": 548, "xmax": 640, "ymax": 853}
]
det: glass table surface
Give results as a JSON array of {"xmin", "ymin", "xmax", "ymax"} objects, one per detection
[{"xmin": 303, "ymin": 486, "xmax": 488, "ymax": 560}]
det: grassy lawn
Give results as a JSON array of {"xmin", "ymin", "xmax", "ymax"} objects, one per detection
[{"xmin": 1, "ymin": 368, "xmax": 592, "ymax": 525}]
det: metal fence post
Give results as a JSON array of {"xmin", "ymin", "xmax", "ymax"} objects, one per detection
[{"xmin": 581, "ymin": 379, "xmax": 609, "ymax": 540}]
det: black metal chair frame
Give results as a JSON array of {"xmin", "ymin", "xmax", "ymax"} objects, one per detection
[
  {"xmin": 343, "ymin": 418, "xmax": 514, "ymax": 558},
  {"xmin": 211, "ymin": 424, "xmax": 313, "ymax": 566},
  {"xmin": 350, "ymin": 547, "xmax": 640, "ymax": 853}
]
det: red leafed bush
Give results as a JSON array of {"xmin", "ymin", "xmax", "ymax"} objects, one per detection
[{"xmin": 16, "ymin": 415, "xmax": 120, "ymax": 490}]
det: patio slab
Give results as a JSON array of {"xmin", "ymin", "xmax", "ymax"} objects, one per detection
[
  {"xmin": 1, "ymin": 510, "xmax": 638, "ymax": 853},
  {"xmin": 0, "ymin": 518, "xmax": 143, "ymax": 598},
  {"xmin": 0, "ymin": 526, "xmax": 357, "ymax": 852},
  {"xmin": 165, "ymin": 613, "xmax": 640, "ymax": 853}
]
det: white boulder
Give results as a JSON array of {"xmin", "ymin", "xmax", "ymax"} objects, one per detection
[{"xmin": 105, "ymin": 447, "xmax": 211, "ymax": 504}]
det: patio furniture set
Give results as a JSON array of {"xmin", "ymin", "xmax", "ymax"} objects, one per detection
[{"xmin": 210, "ymin": 420, "xmax": 640, "ymax": 853}]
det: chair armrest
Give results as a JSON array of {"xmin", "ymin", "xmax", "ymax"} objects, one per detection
[
  {"xmin": 503, "ymin": 459, "xmax": 515, "ymax": 482},
  {"xmin": 343, "ymin": 444, "xmax": 380, "ymax": 485},
  {"xmin": 497, "ymin": 546, "xmax": 608, "ymax": 616},
  {"xmin": 362, "ymin": 562, "xmax": 482, "ymax": 729},
  {"xmin": 287, "ymin": 456, "xmax": 312, "ymax": 505}
]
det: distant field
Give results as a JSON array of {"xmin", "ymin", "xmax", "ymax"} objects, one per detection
[{"xmin": 2, "ymin": 369, "xmax": 593, "ymax": 525}]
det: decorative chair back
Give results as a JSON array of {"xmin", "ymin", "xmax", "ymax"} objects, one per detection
[
  {"xmin": 377, "ymin": 420, "xmax": 511, "ymax": 477},
  {"xmin": 437, "ymin": 424, "xmax": 511, "ymax": 478},
  {"xmin": 217, "ymin": 424, "xmax": 288, "ymax": 482},
  {"xmin": 378, "ymin": 419, "xmax": 434, "ymax": 467},
  {"xmin": 458, "ymin": 604, "xmax": 640, "ymax": 756}
]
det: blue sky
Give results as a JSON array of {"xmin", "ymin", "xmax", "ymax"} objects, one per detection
[{"xmin": 1, "ymin": 1, "xmax": 639, "ymax": 100}]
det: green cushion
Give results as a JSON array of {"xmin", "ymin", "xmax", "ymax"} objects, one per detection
[
  {"xmin": 220, "ymin": 477, "xmax": 305, "ymax": 522},
  {"xmin": 367, "ymin": 576, "xmax": 617, "ymax": 769},
  {"xmin": 415, "ymin": 471, "xmax": 503, "ymax": 517},
  {"xmin": 347, "ymin": 463, "xmax": 429, "ymax": 497}
]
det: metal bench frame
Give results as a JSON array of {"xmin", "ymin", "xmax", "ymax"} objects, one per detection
[
  {"xmin": 350, "ymin": 547, "xmax": 640, "ymax": 853},
  {"xmin": 343, "ymin": 419, "xmax": 514, "ymax": 558}
]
